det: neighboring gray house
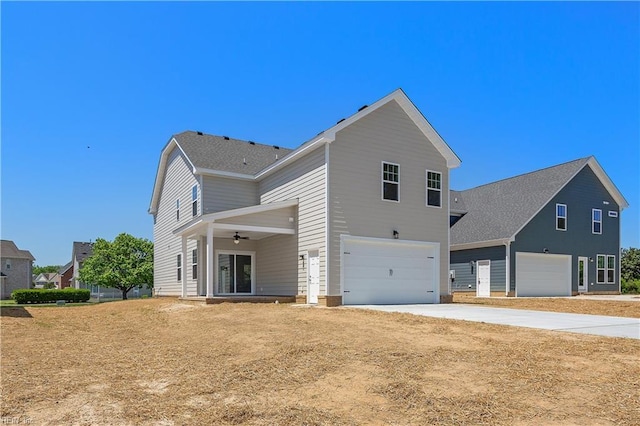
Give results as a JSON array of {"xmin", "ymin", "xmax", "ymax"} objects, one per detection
[
  {"xmin": 450, "ymin": 157, "xmax": 628, "ymax": 297},
  {"xmin": 0, "ymin": 240, "xmax": 35, "ymax": 299},
  {"xmin": 71, "ymin": 241, "xmax": 94, "ymax": 289},
  {"xmin": 149, "ymin": 89, "xmax": 461, "ymax": 305}
]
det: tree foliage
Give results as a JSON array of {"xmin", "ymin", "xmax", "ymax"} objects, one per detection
[
  {"xmin": 621, "ymin": 247, "xmax": 640, "ymax": 282},
  {"xmin": 33, "ymin": 265, "xmax": 63, "ymax": 275},
  {"xmin": 79, "ymin": 233, "xmax": 153, "ymax": 300}
]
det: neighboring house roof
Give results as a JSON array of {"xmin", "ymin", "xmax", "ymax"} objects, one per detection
[
  {"xmin": 59, "ymin": 261, "xmax": 73, "ymax": 274},
  {"xmin": 0, "ymin": 240, "xmax": 35, "ymax": 261},
  {"xmin": 72, "ymin": 242, "xmax": 94, "ymax": 263},
  {"xmin": 149, "ymin": 88, "xmax": 461, "ymax": 214},
  {"xmin": 450, "ymin": 190, "xmax": 468, "ymax": 215},
  {"xmin": 450, "ymin": 156, "xmax": 629, "ymax": 249}
]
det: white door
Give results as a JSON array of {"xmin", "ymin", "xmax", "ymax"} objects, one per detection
[
  {"xmin": 342, "ymin": 236, "xmax": 438, "ymax": 305},
  {"xmin": 578, "ymin": 256, "xmax": 588, "ymax": 293},
  {"xmin": 476, "ymin": 260, "xmax": 491, "ymax": 297},
  {"xmin": 307, "ymin": 250, "xmax": 320, "ymax": 304},
  {"xmin": 516, "ymin": 252, "xmax": 571, "ymax": 297}
]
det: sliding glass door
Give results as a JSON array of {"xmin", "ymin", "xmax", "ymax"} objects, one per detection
[{"xmin": 217, "ymin": 252, "xmax": 254, "ymax": 294}]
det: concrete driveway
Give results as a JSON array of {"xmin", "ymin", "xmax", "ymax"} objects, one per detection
[{"xmin": 351, "ymin": 304, "xmax": 640, "ymax": 339}]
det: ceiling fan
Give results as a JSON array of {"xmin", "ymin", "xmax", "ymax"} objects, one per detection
[{"xmin": 233, "ymin": 232, "xmax": 249, "ymax": 245}]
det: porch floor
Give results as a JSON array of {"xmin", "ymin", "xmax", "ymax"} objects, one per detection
[{"xmin": 179, "ymin": 295, "xmax": 296, "ymax": 305}]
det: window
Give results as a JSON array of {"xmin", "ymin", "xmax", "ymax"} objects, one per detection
[
  {"xmin": 382, "ymin": 162, "xmax": 399, "ymax": 202},
  {"xmin": 556, "ymin": 204, "xmax": 567, "ymax": 231},
  {"xmin": 592, "ymin": 209, "xmax": 602, "ymax": 234},
  {"xmin": 608, "ymin": 210, "xmax": 618, "ymax": 218},
  {"xmin": 426, "ymin": 171, "xmax": 442, "ymax": 207},
  {"xmin": 192, "ymin": 185, "xmax": 198, "ymax": 217},
  {"xmin": 607, "ymin": 255, "xmax": 616, "ymax": 284},
  {"xmin": 176, "ymin": 199, "xmax": 180, "ymax": 221},
  {"xmin": 5, "ymin": 260, "xmax": 10, "ymax": 270},
  {"xmin": 192, "ymin": 249, "xmax": 198, "ymax": 280},
  {"xmin": 596, "ymin": 255, "xmax": 605, "ymax": 283},
  {"xmin": 177, "ymin": 254, "xmax": 182, "ymax": 281}
]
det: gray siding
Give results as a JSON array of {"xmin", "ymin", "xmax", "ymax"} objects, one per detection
[
  {"xmin": 450, "ymin": 246, "xmax": 506, "ymax": 293},
  {"xmin": 153, "ymin": 147, "xmax": 199, "ymax": 296},
  {"xmin": 256, "ymin": 235, "xmax": 298, "ymax": 295},
  {"xmin": 259, "ymin": 147, "xmax": 327, "ymax": 296},
  {"xmin": 511, "ymin": 166, "xmax": 621, "ymax": 293},
  {"xmin": 328, "ymin": 100, "xmax": 451, "ymax": 296},
  {"xmin": 0, "ymin": 258, "xmax": 32, "ymax": 299},
  {"xmin": 201, "ymin": 175, "xmax": 258, "ymax": 214}
]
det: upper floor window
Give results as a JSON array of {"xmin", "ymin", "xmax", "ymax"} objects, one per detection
[
  {"xmin": 192, "ymin": 185, "xmax": 198, "ymax": 217},
  {"xmin": 556, "ymin": 204, "xmax": 567, "ymax": 231},
  {"xmin": 176, "ymin": 199, "xmax": 180, "ymax": 222},
  {"xmin": 592, "ymin": 209, "xmax": 602, "ymax": 234},
  {"xmin": 426, "ymin": 171, "xmax": 442, "ymax": 207},
  {"xmin": 382, "ymin": 162, "xmax": 399, "ymax": 202}
]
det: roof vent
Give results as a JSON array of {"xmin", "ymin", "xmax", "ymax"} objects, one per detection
[
  {"xmin": 223, "ymin": 136, "xmax": 230, "ymax": 140},
  {"xmin": 249, "ymin": 141, "xmax": 256, "ymax": 145},
  {"xmin": 243, "ymin": 157, "xmax": 247, "ymax": 165},
  {"xmin": 275, "ymin": 154, "xmax": 279, "ymax": 160},
  {"xmin": 196, "ymin": 131, "xmax": 203, "ymax": 136},
  {"xmin": 358, "ymin": 105, "xmax": 368, "ymax": 112},
  {"xmin": 273, "ymin": 145, "xmax": 280, "ymax": 150},
  {"xmin": 317, "ymin": 130, "xmax": 324, "ymax": 136},
  {"xmin": 336, "ymin": 118, "xmax": 345, "ymax": 124}
]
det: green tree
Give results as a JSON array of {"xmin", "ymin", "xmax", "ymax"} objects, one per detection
[
  {"xmin": 79, "ymin": 233, "xmax": 153, "ymax": 300},
  {"xmin": 621, "ymin": 247, "xmax": 640, "ymax": 282},
  {"xmin": 33, "ymin": 265, "xmax": 63, "ymax": 275}
]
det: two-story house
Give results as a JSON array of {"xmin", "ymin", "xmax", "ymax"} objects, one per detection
[
  {"xmin": 149, "ymin": 89, "xmax": 461, "ymax": 305},
  {"xmin": 449, "ymin": 157, "xmax": 629, "ymax": 297},
  {"xmin": 0, "ymin": 240, "xmax": 35, "ymax": 299}
]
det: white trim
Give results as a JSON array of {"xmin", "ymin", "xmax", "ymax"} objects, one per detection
[
  {"xmin": 206, "ymin": 224, "xmax": 214, "ymax": 297},
  {"xmin": 306, "ymin": 249, "xmax": 320, "ymax": 304},
  {"xmin": 451, "ymin": 238, "xmax": 513, "ymax": 251},
  {"xmin": 592, "ymin": 208, "xmax": 602, "ymax": 235},
  {"xmin": 608, "ymin": 210, "xmax": 618, "ymax": 218},
  {"xmin": 149, "ymin": 138, "xmax": 196, "ymax": 214},
  {"xmin": 606, "ymin": 254, "xmax": 616, "ymax": 284},
  {"xmin": 212, "ymin": 223, "xmax": 296, "ymax": 235},
  {"xmin": 381, "ymin": 161, "xmax": 400, "ymax": 203},
  {"xmin": 426, "ymin": 169, "xmax": 443, "ymax": 208},
  {"xmin": 256, "ymin": 137, "xmax": 330, "ymax": 180},
  {"xmin": 504, "ymin": 241, "xmax": 511, "ymax": 296},
  {"xmin": 193, "ymin": 167, "xmax": 255, "ymax": 181},
  {"xmin": 475, "ymin": 260, "xmax": 491, "ymax": 298},
  {"xmin": 596, "ymin": 254, "xmax": 606, "ymax": 284},
  {"xmin": 555, "ymin": 203, "xmax": 567, "ymax": 231},
  {"xmin": 324, "ymin": 142, "xmax": 331, "ymax": 296},
  {"xmin": 215, "ymin": 250, "xmax": 256, "ymax": 295},
  {"xmin": 578, "ymin": 256, "xmax": 588, "ymax": 293}
]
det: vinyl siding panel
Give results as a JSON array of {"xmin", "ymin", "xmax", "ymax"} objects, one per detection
[
  {"xmin": 450, "ymin": 246, "xmax": 507, "ymax": 293},
  {"xmin": 259, "ymin": 147, "xmax": 326, "ymax": 296},
  {"xmin": 153, "ymin": 147, "xmax": 199, "ymax": 296},
  {"xmin": 256, "ymin": 235, "xmax": 298, "ymax": 295},
  {"xmin": 201, "ymin": 175, "xmax": 258, "ymax": 214},
  {"xmin": 328, "ymin": 100, "xmax": 451, "ymax": 296},
  {"xmin": 511, "ymin": 165, "xmax": 621, "ymax": 293}
]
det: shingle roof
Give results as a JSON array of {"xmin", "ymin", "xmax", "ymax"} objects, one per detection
[
  {"xmin": 72, "ymin": 242, "xmax": 94, "ymax": 263},
  {"xmin": 59, "ymin": 261, "xmax": 73, "ymax": 274},
  {"xmin": 174, "ymin": 131, "xmax": 294, "ymax": 175},
  {"xmin": 450, "ymin": 157, "xmax": 591, "ymax": 246},
  {"xmin": 0, "ymin": 240, "xmax": 35, "ymax": 261}
]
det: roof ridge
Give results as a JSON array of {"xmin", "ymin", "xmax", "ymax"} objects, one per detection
[{"xmin": 175, "ymin": 130, "xmax": 294, "ymax": 151}]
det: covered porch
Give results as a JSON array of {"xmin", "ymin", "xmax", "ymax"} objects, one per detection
[{"xmin": 173, "ymin": 199, "xmax": 299, "ymax": 299}]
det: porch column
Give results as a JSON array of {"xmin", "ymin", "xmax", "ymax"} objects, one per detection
[
  {"xmin": 181, "ymin": 236, "xmax": 188, "ymax": 298},
  {"xmin": 206, "ymin": 223, "xmax": 214, "ymax": 297}
]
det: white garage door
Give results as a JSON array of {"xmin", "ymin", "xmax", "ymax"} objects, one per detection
[
  {"xmin": 516, "ymin": 252, "xmax": 571, "ymax": 297},
  {"xmin": 342, "ymin": 236, "xmax": 438, "ymax": 305}
]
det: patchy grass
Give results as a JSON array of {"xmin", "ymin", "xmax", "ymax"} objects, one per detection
[
  {"xmin": 1, "ymin": 298, "xmax": 639, "ymax": 425},
  {"xmin": 453, "ymin": 293, "xmax": 640, "ymax": 318}
]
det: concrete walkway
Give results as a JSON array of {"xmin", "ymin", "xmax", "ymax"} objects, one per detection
[{"xmin": 351, "ymin": 304, "xmax": 640, "ymax": 339}]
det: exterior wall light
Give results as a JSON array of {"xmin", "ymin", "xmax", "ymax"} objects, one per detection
[{"xmin": 393, "ymin": 230, "xmax": 399, "ymax": 239}]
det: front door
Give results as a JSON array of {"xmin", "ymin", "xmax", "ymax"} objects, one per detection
[
  {"xmin": 217, "ymin": 252, "xmax": 254, "ymax": 294},
  {"xmin": 578, "ymin": 256, "xmax": 588, "ymax": 293},
  {"xmin": 307, "ymin": 250, "xmax": 320, "ymax": 304},
  {"xmin": 476, "ymin": 260, "xmax": 491, "ymax": 297}
]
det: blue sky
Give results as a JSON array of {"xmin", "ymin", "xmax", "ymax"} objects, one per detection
[{"xmin": 2, "ymin": 2, "xmax": 638, "ymax": 266}]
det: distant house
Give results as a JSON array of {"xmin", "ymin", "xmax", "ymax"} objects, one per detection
[
  {"xmin": 0, "ymin": 240, "xmax": 35, "ymax": 299},
  {"xmin": 449, "ymin": 157, "xmax": 628, "ymax": 297},
  {"xmin": 59, "ymin": 261, "xmax": 73, "ymax": 289},
  {"xmin": 71, "ymin": 242, "xmax": 94, "ymax": 289},
  {"xmin": 34, "ymin": 272, "xmax": 61, "ymax": 289}
]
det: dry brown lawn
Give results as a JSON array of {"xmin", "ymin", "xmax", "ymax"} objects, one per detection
[
  {"xmin": 2, "ymin": 298, "xmax": 639, "ymax": 425},
  {"xmin": 453, "ymin": 293, "xmax": 640, "ymax": 318}
]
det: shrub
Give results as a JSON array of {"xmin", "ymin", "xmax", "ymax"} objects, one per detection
[
  {"xmin": 621, "ymin": 279, "xmax": 640, "ymax": 294},
  {"xmin": 11, "ymin": 289, "xmax": 91, "ymax": 304}
]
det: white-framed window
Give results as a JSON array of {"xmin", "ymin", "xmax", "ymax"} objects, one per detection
[
  {"xmin": 382, "ymin": 162, "xmax": 399, "ymax": 202},
  {"xmin": 608, "ymin": 210, "xmax": 618, "ymax": 218},
  {"xmin": 192, "ymin": 185, "xmax": 198, "ymax": 217},
  {"xmin": 177, "ymin": 254, "xmax": 182, "ymax": 281},
  {"xmin": 596, "ymin": 255, "xmax": 605, "ymax": 283},
  {"xmin": 607, "ymin": 255, "xmax": 616, "ymax": 284},
  {"xmin": 556, "ymin": 204, "xmax": 567, "ymax": 231},
  {"xmin": 5, "ymin": 259, "xmax": 11, "ymax": 270},
  {"xmin": 192, "ymin": 249, "xmax": 198, "ymax": 280},
  {"xmin": 426, "ymin": 170, "xmax": 442, "ymax": 207},
  {"xmin": 592, "ymin": 209, "xmax": 602, "ymax": 234},
  {"xmin": 176, "ymin": 199, "xmax": 180, "ymax": 222}
]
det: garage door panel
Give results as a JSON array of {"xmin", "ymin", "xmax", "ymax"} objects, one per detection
[
  {"xmin": 342, "ymin": 237, "xmax": 438, "ymax": 305},
  {"xmin": 516, "ymin": 252, "xmax": 571, "ymax": 297}
]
